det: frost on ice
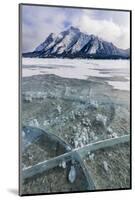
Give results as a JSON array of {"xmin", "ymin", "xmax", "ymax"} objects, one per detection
[
  {"xmin": 29, "ymin": 119, "xmax": 39, "ymax": 127},
  {"xmin": 59, "ymin": 160, "xmax": 66, "ymax": 169},
  {"xmin": 22, "ymin": 130, "xmax": 25, "ymax": 137},
  {"xmin": 103, "ymin": 161, "xmax": 109, "ymax": 172},
  {"xmin": 68, "ymin": 166, "xmax": 76, "ymax": 183},
  {"xmin": 96, "ymin": 114, "xmax": 107, "ymax": 126}
]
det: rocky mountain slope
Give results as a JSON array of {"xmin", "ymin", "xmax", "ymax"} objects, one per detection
[{"xmin": 23, "ymin": 26, "xmax": 130, "ymax": 59}]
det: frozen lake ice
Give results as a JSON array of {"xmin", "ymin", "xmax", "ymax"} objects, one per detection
[{"xmin": 22, "ymin": 58, "xmax": 130, "ymax": 91}]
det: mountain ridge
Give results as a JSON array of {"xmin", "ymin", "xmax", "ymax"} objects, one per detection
[{"xmin": 23, "ymin": 26, "xmax": 130, "ymax": 59}]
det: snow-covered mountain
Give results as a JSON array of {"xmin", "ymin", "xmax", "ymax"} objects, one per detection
[{"xmin": 23, "ymin": 26, "xmax": 130, "ymax": 59}]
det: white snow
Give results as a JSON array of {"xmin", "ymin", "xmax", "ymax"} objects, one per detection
[
  {"xmin": 22, "ymin": 131, "xmax": 25, "ymax": 137},
  {"xmin": 88, "ymin": 40, "xmax": 99, "ymax": 54},
  {"xmin": 68, "ymin": 166, "xmax": 76, "ymax": 183},
  {"xmin": 107, "ymin": 81, "xmax": 129, "ymax": 91},
  {"xmin": 96, "ymin": 114, "xmax": 107, "ymax": 126},
  {"xmin": 107, "ymin": 127, "xmax": 113, "ymax": 133},
  {"xmin": 59, "ymin": 160, "xmax": 66, "ymax": 168},
  {"xmin": 24, "ymin": 95, "xmax": 32, "ymax": 102},
  {"xmin": 22, "ymin": 58, "xmax": 130, "ymax": 91},
  {"xmin": 88, "ymin": 153, "xmax": 95, "ymax": 161},
  {"xmin": 43, "ymin": 120, "xmax": 49, "ymax": 126},
  {"xmin": 56, "ymin": 105, "xmax": 62, "ymax": 114},
  {"xmin": 61, "ymin": 160, "xmax": 66, "ymax": 169},
  {"xmin": 52, "ymin": 31, "xmax": 78, "ymax": 54},
  {"xmin": 111, "ymin": 132, "xmax": 118, "ymax": 138},
  {"xmin": 29, "ymin": 119, "xmax": 39, "ymax": 127},
  {"xmin": 71, "ymin": 34, "xmax": 90, "ymax": 53},
  {"xmin": 103, "ymin": 161, "xmax": 109, "ymax": 172}
]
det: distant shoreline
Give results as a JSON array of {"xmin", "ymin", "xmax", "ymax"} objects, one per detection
[{"xmin": 22, "ymin": 53, "xmax": 130, "ymax": 60}]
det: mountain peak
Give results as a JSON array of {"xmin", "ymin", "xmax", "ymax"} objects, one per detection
[
  {"xmin": 23, "ymin": 27, "xmax": 129, "ymax": 59},
  {"xmin": 48, "ymin": 32, "xmax": 56, "ymax": 38},
  {"xmin": 68, "ymin": 26, "xmax": 80, "ymax": 32}
]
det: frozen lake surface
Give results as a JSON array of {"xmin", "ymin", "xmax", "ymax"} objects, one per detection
[{"xmin": 22, "ymin": 58, "xmax": 130, "ymax": 91}]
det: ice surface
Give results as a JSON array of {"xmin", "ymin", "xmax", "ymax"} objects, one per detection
[
  {"xmin": 22, "ymin": 58, "xmax": 130, "ymax": 91},
  {"xmin": 107, "ymin": 81, "xmax": 129, "ymax": 91}
]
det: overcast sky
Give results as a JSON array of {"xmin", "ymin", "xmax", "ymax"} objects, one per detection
[{"xmin": 22, "ymin": 5, "xmax": 130, "ymax": 52}]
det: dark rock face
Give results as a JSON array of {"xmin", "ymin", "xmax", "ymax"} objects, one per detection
[{"xmin": 23, "ymin": 26, "xmax": 130, "ymax": 59}]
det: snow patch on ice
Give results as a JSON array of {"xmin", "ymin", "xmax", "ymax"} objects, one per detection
[
  {"xmin": 96, "ymin": 114, "xmax": 107, "ymax": 126},
  {"xmin": 29, "ymin": 119, "xmax": 39, "ymax": 127},
  {"xmin": 103, "ymin": 161, "xmax": 109, "ymax": 172},
  {"xmin": 22, "ymin": 58, "xmax": 130, "ymax": 91},
  {"xmin": 68, "ymin": 166, "xmax": 76, "ymax": 183}
]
